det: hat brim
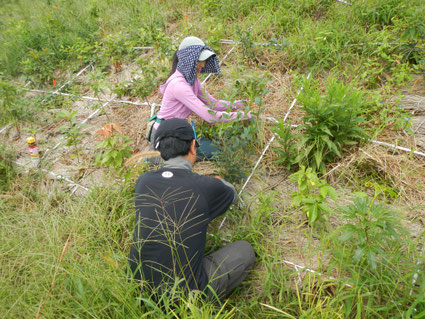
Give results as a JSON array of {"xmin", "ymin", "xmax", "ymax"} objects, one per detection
[{"xmin": 198, "ymin": 50, "xmax": 215, "ymax": 61}]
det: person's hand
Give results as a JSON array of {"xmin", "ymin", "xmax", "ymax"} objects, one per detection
[
  {"xmin": 245, "ymin": 111, "xmax": 256, "ymax": 120},
  {"xmin": 232, "ymin": 99, "xmax": 250, "ymax": 110}
]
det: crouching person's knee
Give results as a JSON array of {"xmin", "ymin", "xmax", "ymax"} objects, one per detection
[{"xmin": 233, "ymin": 240, "xmax": 256, "ymax": 271}]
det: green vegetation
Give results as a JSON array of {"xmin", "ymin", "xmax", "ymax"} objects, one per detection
[
  {"xmin": 333, "ymin": 193, "xmax": 407, "ymax": 270},
  {"xmin": 1, "ymin": 0, "xmax": 425, "ymax": 318},
  {"xmin": 290, "ymin": 165, "xmax": 337, "ymax": 225},
  {"xmin": 274, "ymin": 77, "xmax": 367, "ymax": 173},
  {"xmin": 95, "ymin": 133, "xmax": 134, "ymax": 175},
  {"xmin": 57, "ymin": 109, "xmax": 87, "ymax": 161}
]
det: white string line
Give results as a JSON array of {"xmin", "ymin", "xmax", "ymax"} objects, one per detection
[
  {"xmin": 410, "ymin": 246, "xmax": 425, "ymax": 296},
  {"xmin": 70, "ymin": 185, "xmax": 80, "ymax": 196},
  {"xmin": 37, "ymin": 64, "xmax": 95, "ymax": 163},
  {"xmin": 132, "ymin": 46, "xmax": 154, "ymax": 50},
  {"xmin": 27, "ymin": 89, "xmax": 158, "ymax": 107},
  {"xmin": 41, "ymin": 66, "xmax": 154, "ymax": 161},
  {"xmin": 0, "ymin": 124, "xmax": 11, "ymax": 135},
  {"xmin": 218, "ymin": 72, "xmax": 312, "ymax": 231},
  {"xmin": 14, "ymin": 161, "xmax": 89, "ymax": 192},
  {"xmin": 260, "ymin": 116, "xmax": 425, "ymax": 158},
  {"xmin": 220, "ymin": 39, "xmax": 288, "ymax": 48},
  {"xmin": 370, "ymin": 140, "xmax": 425, "ymax": 157},
  {"xmin": 221, "ymin": 38, "xmax": 403, "ymax": 49},
  {"xmin": 276, "ymin": 258, "xmax": 353, "ymax": 288},
  {"xmin": 241, "ymin": 72, "xmax": 311, "ymax": 194},
  {"xmin": 41, "ymin": 63, "xmax": 92, "ymax": 103},
  {"xmin": 41, "ymin": 96, "xmax": 117, "ymax": 161},
  {"xmin": 201, "ymin": 13, "xmax": 265, "ymax": 85},
  {"xmin": 347, "ymin": 42, "xmax": 400, "ymax": 47},
  {"xmin": 1, "ymin": 65, "xmax": 90, "ymax": 136},
  {"xmin": 335, "ymin": 0, "xmax": 352, "ymax": 5},
  {"xmin": 208, "ymin": 233, "xmax": 352, "ymax": 287}
]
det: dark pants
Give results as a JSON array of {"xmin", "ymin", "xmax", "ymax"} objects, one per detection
[{"xmin": 202, "ymin": 240, "xmax": 255, "ymax": 301}]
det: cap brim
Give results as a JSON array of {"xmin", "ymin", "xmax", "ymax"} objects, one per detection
[{"xmin": 198, "ymin": 50, "xmax": 215, "ymax": 61}]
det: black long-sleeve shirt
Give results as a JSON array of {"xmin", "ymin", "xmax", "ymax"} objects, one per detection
[{"xmin": 129, "ymin": 157, "xmax": 236, "ymax": 293}]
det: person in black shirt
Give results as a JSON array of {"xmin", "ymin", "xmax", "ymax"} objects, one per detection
[{"xmin": 129, "ymin": 118, "xmax": 255, "ymax": 301}]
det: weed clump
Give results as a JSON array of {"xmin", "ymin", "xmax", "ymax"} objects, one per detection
[
  {"xmin": 274, "ymin": 77, "xmax": 367, "ymax": 174},
  {"xmin": 0, "ymin": 145, "xmax": 16, "ymax": 192}
]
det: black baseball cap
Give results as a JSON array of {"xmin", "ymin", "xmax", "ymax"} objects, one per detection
[{"xmin": 154, "ymin": 118, "xmax": 195, "ymax": 150}]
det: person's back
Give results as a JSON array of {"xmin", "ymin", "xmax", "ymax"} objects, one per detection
[
  {"xmin": 129, "ymin": 118, "xmax": 255, "ymax": 301},
  {"xmin": 129, "ymin": 161, "xmax": 235, "ymax": 292}
]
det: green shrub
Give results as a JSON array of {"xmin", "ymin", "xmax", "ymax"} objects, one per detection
[
  {"xmin": 354, "ymin": 0, "xmax": 405, "ymax": 28},
  {"xmin": 271, "ymin": 120, "xmax": 297, "ymax": 171},
  {"xmin": 289, "ymin": 165, "xmax": 337, "ymax": 225},
  {"xmin": 198, "ymin": 73, "xmax": 267, "ymax": 184},
  {"xmin": 275, "ymin": 77, "xmax": 367, "ymax": 174},
  {"xmin": 0, "ymin": 145, "xmax": 16, "ymax": 192},
  {"xmin": 205, "ymin": 116, "xmax": 260, "ymax": 184},
  {"xmin": 333, "ymin": 194, "xmax": 407, "ymax": 271},
  {"xmin": 57, "ymin": 110, "xmax": 87, "ymax": 162},
  {"xmin": 95, "ymin": 133, "xmax": 134, "ymax": 175}
]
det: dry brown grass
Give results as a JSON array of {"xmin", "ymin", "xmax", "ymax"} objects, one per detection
[{"xmin": 328, "ymin": 141, "xmax": 425, "ymax": 207}]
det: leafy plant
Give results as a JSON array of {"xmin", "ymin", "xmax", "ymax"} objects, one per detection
[
  {"xmin": 95, "ymin": 133, "xmax": 133, "ymax": 175},
  {"xmin": 232, "ymin": 72, "xmax": 269, "ymax": 107},
  {"xmin": 278, "ymin": 77, "xmax": 367, "ymax": 174},
  {"xmin": 98, "ymin": 32, "xmax": 136, "ymax": 66},
  {"xmin": 354, "ymin": 0, "xmax": 405, "ymax": 28},
  {"xmin": 198, "ymin": 107, "xmax": 260, "ymax": 184},
  {"xmin": 289, "ymin": 165, "xmax": 337, "ymax": 225},
  {"xmin": 57, "ymin": 110, "xmax": 87, "ymax": 162},
  {"xmin": 21, "ymin": 48, "xmax": 57, "ymax": 84},
  {"xmin": 114, "ymin": 62, "xmax": 160, "ymax": 104},
  {"xmin": 0, "ymin": 145, "xmax": 16, "ymax": 192},
  {"xmin": 334, "ymin": 194, "xmax": 407, "ymax": 270},
  {"xmin": 238, "ymin": 28, "xmax": 261, "ymax": 66},
  {"xmin": 212, "ymin": 117, "xmax": 259, "ymax": 184},
  {"xmin": 86, "ymin": 69, "xmax": 109, "ymax": 100},
  {"xmin": 0, "ymin": 76, "xmax": 33, "ymax": 128},
  {"xmin": 398, "ymin": 8, "xmax": 425, "ymax": 64},
  {"xmin": 271, "ymin": 120, "xmax": 297, "ymax": 170}
]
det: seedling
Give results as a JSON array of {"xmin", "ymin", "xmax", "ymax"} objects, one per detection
[
  {"xmin": 335, "ymin": 194, "xmax": 407, "ymax": 270},
  {"xmin": 95, "ymin": 130, "xmax": 133, "ymax": 176},
  {"xmin": 277, "ymin": 77, "xmax": 367, "ymax": 174},
  {"xmin": 289, "ymin": 166, "xmax": 337, "ymax": 225},
  {"xmin": 57, "ymin": 110, "xmax": 87, "ymax": 162}
]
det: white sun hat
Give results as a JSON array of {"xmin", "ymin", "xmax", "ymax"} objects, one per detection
[{"xmin": 178, "ymin": 36, "xmax": 215, "ymax": 61}]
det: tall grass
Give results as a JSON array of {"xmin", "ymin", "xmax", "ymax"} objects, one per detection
[
  {"xmin": 0, "ymin": 0, "xmax": 167, "ymax": 79},
  {"xmin": 0, "ymin": 147, "xmax": 424, "ymax": 317}
]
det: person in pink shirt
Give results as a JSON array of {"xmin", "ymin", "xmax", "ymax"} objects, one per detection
[{"xmin": 148, "ymin": 36, "xmax": 252, "ymax": 160}]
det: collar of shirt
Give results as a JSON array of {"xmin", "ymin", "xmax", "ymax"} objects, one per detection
[{"xmin": 163, "ymin": 156, "xmax": 192, "ymax": 171}]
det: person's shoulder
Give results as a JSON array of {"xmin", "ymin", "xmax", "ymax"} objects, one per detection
[
  {"xmin": 135, "ymin": 169, "xmax": 161, "ymax": 186},
  {"xmin": 168, "ymin": 71, "xmax": 190, "ymax": 88},
  {"xmin": 189, "ymin": 172, "xmax": 227, "ymax": 190}
]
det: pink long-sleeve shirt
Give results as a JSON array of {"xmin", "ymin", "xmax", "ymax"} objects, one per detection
[{"xmin": 156, "ymin": 70, "xmax": 250, "ymax": 128}]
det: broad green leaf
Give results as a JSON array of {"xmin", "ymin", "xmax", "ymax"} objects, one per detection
[
  {"xmin": 319, "ymin": 186, "xmax": 328, "ymax": 198},
  {"xmin": 367, "ymin": 250, "xmax": 377, "ymax": 270},
  {"xmin": 309, "ymin": 204, "xmax": 319, "ymax": 224},
  {"xmin": 318, "ymin": 203, "xmax": 332, "ymax": 213},
  {"xmin": 291, "ymin": 196, "xmax": 302, "ymax": 207},
  {"xmin": 353, "ymin": 246, "xmax": 364, "ymax": 262},
  {"xmin": 339, "ymin": 229, "xmax": 355, "ymax": 242}
]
